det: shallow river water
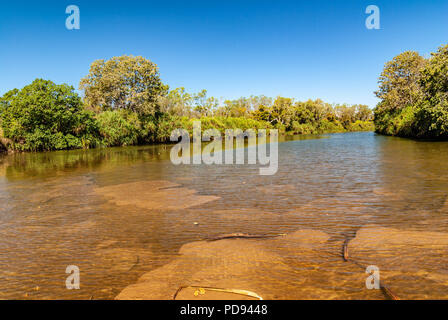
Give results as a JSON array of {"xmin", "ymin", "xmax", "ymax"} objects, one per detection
[{"xmin": 1, "ymin": 132, "xmax": 448, "ymax": 300}]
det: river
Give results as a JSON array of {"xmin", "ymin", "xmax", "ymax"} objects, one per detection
[{"xmin": 1, "ymin": 132, "xmax": 448, "ymax": 299}]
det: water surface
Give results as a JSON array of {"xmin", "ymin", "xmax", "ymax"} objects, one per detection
[{"xmin": 1, "ymin": 132, "xmax": 448, "ymax": 299}]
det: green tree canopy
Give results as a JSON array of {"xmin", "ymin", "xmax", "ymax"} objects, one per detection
[
  {"xmin": 374, "ymin": 44, "xmax": 448, "ymax": 138},
  {"xmin": 270, "ymin": 97, "xmax": 294, "ymax": 126},
  {"xmin": 354, "ymin": 104, "xmax": 373, "ymax": 121},
  {"xmin": 420, "ymin": 44, "xmax": 448, "ymax": 104},
  {"xmin": 158, "ymin": 87, "xmax": 193, "ymax": 116},
  {"xmin": 80, "ymin": 55, "xmax": 168, "ymax": 115},
  {"xmin": 375, "ymin": 51, "xmax": 426, "ymax": 112},
  {"xmin": 0, "ymin": 79, "xmax": 98, "ymax": 151}
]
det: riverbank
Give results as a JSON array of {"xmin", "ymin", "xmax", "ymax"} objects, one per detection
[
  {"xmin": 1, "ymin": 70, "xmax": 374, "ymax": 152},
  {"xmin": 0, "ymin": 122, "xmax": 374, "ymax": 155}
]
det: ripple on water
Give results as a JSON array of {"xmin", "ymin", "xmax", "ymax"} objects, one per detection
[{"xmin": 1, "ymin": 132, "xmax": 448, "ymax": 299}]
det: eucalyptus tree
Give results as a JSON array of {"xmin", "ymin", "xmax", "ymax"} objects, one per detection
[
  {"xmin": 375, "ymin": 51, "xmax": 426, "ymax": 111},
  {"xmin": 80, "ymin": 55, "xmax": 168, "ymax": 115}
]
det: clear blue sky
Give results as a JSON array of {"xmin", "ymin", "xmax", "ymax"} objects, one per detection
[{"xmin": 1, "ymin": 0, "xmax": 447, "ymax": 107}]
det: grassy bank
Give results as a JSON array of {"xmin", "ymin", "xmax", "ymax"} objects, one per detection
[{"xmin": 0, "ymin": 112, "xmax": 374, "ymax": 154}]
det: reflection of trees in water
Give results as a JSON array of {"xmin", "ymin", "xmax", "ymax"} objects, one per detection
[{"xmin": 1, "ymin": 145, "xmax": 173, "ymax": 181}]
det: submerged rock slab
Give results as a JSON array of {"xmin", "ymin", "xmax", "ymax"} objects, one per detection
[
  {"xmin": 348, "ymin": 225, "xmax": 448, "ymax": 299},
  {"xmin": 116, "ymin": 229, "xmax": 380, "ymax": 300},
  {"xmin": 95, "ymin": 180, "xmax": 220, "ymax": 210},
  {"xmin": 95, "ymin": 247, "xmax": 154, "ymax": 273},
  {"xmin": 116, "ymin": 225, "xmax": 448, "ymax": 300}
]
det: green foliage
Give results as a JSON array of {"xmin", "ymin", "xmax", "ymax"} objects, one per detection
[
  {"xmin": 414, "ymin": 102, "xmax": 448, "ymax": 138},
  {"xmin": 375, "ymin": 51, "xmax": 426, "ymax": 111},
  {"xmin": 291, "ymin": 122, "xmax": 317, "ymax": 135},
  {"xmin": 80, "ymin": 55, "xmax": 168, "ymax": 115},
  {"xmin": 289, "ymin": 118, "xmax": 371, "ymax": 135},
  {"xmin": 375, "ymin": 44, "xmax": 448, "ymax": 139},
  {"xmin": 0, "ymin": 54, "xmax": 376, "ymax": 153},
  {"xmin": 249, "ymin": 98, "xmax": 372, "ymax": 134},
  {"xmin": 153, "ymin": 115, "xmax": 272, "ymax": 142},
  {"xmin": 420, "ymin": 45, "xmax": 448, "ymax": 104},
  {"xmin": 251, "ymin": 105, "xmax": 271, "ymax": 122},
  {"xmin": 154, "ymin": 115, "xmax": 189, "ymax": 143},
  {"xmin": 0, "ymin": 127, "xmax": 8, "ymax": 152},
  {"xmin": 345, "ymin": 120, "xmax": 375, "ymax": 132},
  {"xmin": 215, "ymin": 96, "xmax": 272, "ymax": 118},
  {"xmin": 0, "ymin": 79, "xmax": 100, "ymax": 151},
  {"xmin": 158, "ymin": 87, "xmax": 193, "ymax": 117},
  {"xmin": 317, "ymin": 119, "xmax": 346, "ymax": 133},
  {"xmin": 97, "ymin": 110, "xmax": 144, "ymax": 147}
]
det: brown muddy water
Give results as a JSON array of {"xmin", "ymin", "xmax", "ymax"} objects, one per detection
[{"xmin": 1, "ymin": 132, "xmax": 448, "ymax": 300}]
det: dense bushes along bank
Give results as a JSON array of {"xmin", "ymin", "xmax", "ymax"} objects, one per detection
[
  {"xmin": 0, "ymin": 55, "xmax": 373, "ymax": 152},
  {"xmin": 374, "ymin": 44, "xmax": 448, "ymax": 139}
]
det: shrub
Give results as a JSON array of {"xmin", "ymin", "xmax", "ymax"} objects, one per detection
[
  {"xmin": 291, "ymin": 122, "xmax": 317, "ymax": 134},
  {"xmin": 0, "ymin": 79, "xmax": 99, "ymax": 151},
  {"xmin": 96, "ymin": 110, "xmax": 145, "ymax": 146},
  {"xmin": 345, "ymin": 120, "xmax": 375, "ymax": 132},
  {"xmin": 317, "ymin": 119, "xmax": 345, "ymax": 133},
  {"xmin": 414, "ymin": 102, "xmax": 448, "ymax": 138},
  {"xmin": 154, "ymin": 115, "xmax": 189, "ymax": 142}
]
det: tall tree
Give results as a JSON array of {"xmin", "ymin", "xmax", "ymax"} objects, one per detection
[
  {"xmin": 420, "ymin": 44, "xmax": 448, "ymax": 104},
  {"xmin": 335, "ymin": 104, "xmax": 357, "ymax": 128},
  {"xmin": 158, "ymin": 87, "xmax": 193, "ymax": 116},
  {"xmin": 80, "ymin": 55, "xmax": 168, "ymax": 115},
  {"xmin": 271, "ymin": 97, "xmax": 294, "ymax": 126},
  {"xmin": 375, "ymin": 51, "xmax": 426, "ymax": 111},
  {"xmin": 354, "ymin": 104, "xmax": 373, "ymax": 121}
]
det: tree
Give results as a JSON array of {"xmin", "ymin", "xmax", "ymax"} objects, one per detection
[
  {"xmin": 420, "ymin": 44, "xmax": 448, "ymax": 104},
  {"xmin": 221, "ymin": 98, "xmax": 250, "ymax": 118},
  {"xmin": 354, "ymin": 104, "xmax": 373, "ymax": 121},
  {"xmin": 294, "ymin": 99, "xmax": 333, "ymax": 124},
  {"xmin": 414, "ymin": 44, "xmax": 448, "ymax": 138},
  {"xmin": 375, "ymin": 51, "xmax": 426, "ymax": 111},
  {"xmin": 335, "ymin": 104, "xmax": 357, "ymax": 128},
  {"xmin": 0, "ymin": 79, "xmax": 98, "ymax": 151},
  {"xmin": 294, "ymin": 101, "xmax": 315, "ymax": 124},
  {"xmin": 80, "ymin": 55, "xmax": 168, "ymax": 115},
  {"xmin": 271, "ymin": 97, "xmax": 294, "ymax": 126},
  {"xmin": 158, "ymin": 87, "xmax": 193, "ymax": 116},
  {"xmin": 246, "ymin": 95, "xmax": 273, "ymax": 113},
  {"xmin": 252, "ymin": 105, "xmax": 271, "ymax": 122},
  {"xmin": 192, "ymin": 90, "xmax": 218, "ymax": 117},
  {"xmin": 373, "ymin": 44, "xmax": 448, "ymax": 138}
]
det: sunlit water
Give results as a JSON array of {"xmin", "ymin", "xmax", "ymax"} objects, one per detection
[{"xmin": 1, "ymin": 132, "xmax": 448, "ymax": 299}]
